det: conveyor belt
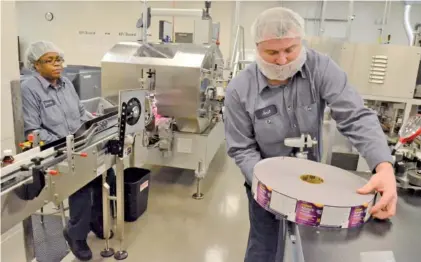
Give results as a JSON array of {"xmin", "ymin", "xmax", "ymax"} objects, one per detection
[
  {"xmin": 1, "ymin": 110, "xmax": 119, "ymax": 192},
  {"xmin": 1, "ymin": 111, "xmax": 121, "ymax": 234},
  {"xmin": 40, "ymin": 110, "xmax": 118, "ymax": 151}
]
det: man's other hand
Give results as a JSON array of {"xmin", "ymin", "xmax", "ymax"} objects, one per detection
[{"xmin": 357, "ymin": 162, "xmax": 397, "ymax": 219}]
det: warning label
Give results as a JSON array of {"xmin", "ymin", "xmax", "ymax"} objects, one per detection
[{"xmin": 140, "ymin": 181, "xmax": 149, "ymax": 192}]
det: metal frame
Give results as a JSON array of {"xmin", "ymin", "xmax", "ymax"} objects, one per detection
[
  {"xmin": 140, "ymin": 0, "xmax": 213, "ymax": 45},
  {"xmin": 404, "ymin": 3, "xmax": 415, "ymax": 46},
  {"xmin": 138, "ymin": 120, "xmax": 224, "ymax": 199},
  {"xmin": 1, "ymin": 89, "xmax": 145, "ymax": 261},
  {"xmin": 230, "ymin": 25, "xmax": 246, "ymax": 77}
]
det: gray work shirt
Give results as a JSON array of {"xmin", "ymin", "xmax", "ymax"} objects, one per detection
[
  {"xmin": 21, "ymin": 73, "xmax": 89, "ymax": 144},
  {"xmin": 224, "ymin": 48, "xmax": 393, "ymax": 184}
]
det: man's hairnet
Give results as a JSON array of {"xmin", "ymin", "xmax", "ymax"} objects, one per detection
[
  {"xmin": 24, "ymin": 41, "xmax": 64, "ymax": 70},
  {"xmin": 251, "ymin": 7, "xmax": 305, "ymax": 44}
]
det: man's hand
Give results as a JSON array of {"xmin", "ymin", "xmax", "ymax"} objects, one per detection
[{"xmin": 357, "ymin": 162, "xmax": 397, "ymax": 219}]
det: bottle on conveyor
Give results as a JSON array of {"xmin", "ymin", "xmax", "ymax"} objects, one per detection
[{"xmin": 1, "ymin": 149, "xmax": 14, "ymax": 167}]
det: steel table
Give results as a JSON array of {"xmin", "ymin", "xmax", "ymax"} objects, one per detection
[{"xmin": 294, "ymin": 172, "xmax": 421, "ymax": 262}]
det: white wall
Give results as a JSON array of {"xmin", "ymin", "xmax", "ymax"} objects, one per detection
[
  {"xmin": 1, "ymin": 0, "xmax": 20, "ymax": 154},
  {"xmin": 241, "ymin": 1, "xmax": 421, "ymax": 49},
  {"xmin": 16, "ymin": 0, "xmax": 233, "ymax": 66},
  {"xmin": 15, "ymin": 1, "xmax": 421, "ymax": 67}
]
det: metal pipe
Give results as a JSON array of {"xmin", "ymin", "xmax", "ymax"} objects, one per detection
[
  {"xmin": 305, "ymin": 18, "xmax": 348, "ymax": 22},
  {"xmin": 196, "ymin": 179, "xmax": 201, "ymax": 196},
  {"xmin": 115, "ymin": 157, "xmax": 126, "ymax": 253},
  {"xmin": 228, "ymin": 1, "xmax": 240, "ymax": 68},
  {"xmin": 319, "ymin": 0, "xmax": 327, "ymax": 36},
  {"xmin": 241, "ymin": 27, "xmax": 245, "ymax": 61},
  {"xmin": 234, "ymin": 0, "xmax": 240, "ymax": 29},
  {"xmin": 192, "ymin": 161, "xmax": 204, "ymax": 199},
  {"xmin": 73, "ymin": 126, "xmax": 99, "ymax": 148},
  {"xmin": 66, "ymin": 135, "xmax": 75, "ymax": 175},
  {"xmin": 380, "ymin": 0, "xmax": 389, "ymax": 42},
  {"xmin": 230, "ymin": 26, "xmax": 240, "ymax": 71},
  {"xmin": 346, "ymin": 0, "xmax": 354, "ymax": 41},
  {"xmin": 59, "ymin": 202, "xmax": 66, "ymax": 228},
  {"xmin": 404, "ymin": 4, "xmax": 414, "ymax": 46},
  {"xmin": 40, "ymin": 207, "xmax": 44, "ymax": 224},
  {"xmin": 143, "ymin": 0, "xmax": 148, "ymax": 43},
  {"xmin": 34, "ymin": 206, "xmax": 69, "ymax": 217},
  {"xmin": 172, "ymin": 0, "xmax": 175, "ymax": 42},
  {"xmin": 386, "ymin": 0, "xmax": 392, "ymax": 28},
  {"xmin": 102, "ymin": 177, "xmax": 113, "ymax": 253}
]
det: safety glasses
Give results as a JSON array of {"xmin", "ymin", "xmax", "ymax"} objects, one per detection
[{"xmin": 38, "ymin": 57, "xmax": 65, "ymax": 65}]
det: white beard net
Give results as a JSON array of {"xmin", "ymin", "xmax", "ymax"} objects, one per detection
[{"xmin": 255, "ymin": 47, "xmax": 307, "ymax": 81}]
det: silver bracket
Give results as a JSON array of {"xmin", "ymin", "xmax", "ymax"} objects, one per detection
[
  {"xmin": 32, "ymin": 130, "xmax": 41, "ymax": 147},
  {"xmin": 66, "ymin": 135, "xmax": 75, "ymax": 175},
  {"xmin": 284, "ymin": 134, "xmax": 317, "ymax": 160}
]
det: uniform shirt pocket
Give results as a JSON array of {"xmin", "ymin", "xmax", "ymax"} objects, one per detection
[
  {"xmin": 69, "ymin": 108, "xmax": 81, "ymax": 119},
  {"xmin": 254, "ymin": 105, "xmax": 289, "ymax": 145},
  {"xmin": 65, "ymin": 96, "xmax": 81, "ymax": 119},
  {"xmin": 295, "ymin": 102, "xmax": 319, "ymax": 136},
  {"xmin": 40, "ymin": 99, "xmax": 62, "ymax": 126}
]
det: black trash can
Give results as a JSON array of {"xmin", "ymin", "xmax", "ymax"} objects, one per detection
[{"xmin": 124, "ymin": 167, "xmax": 150, "ymax": 222}]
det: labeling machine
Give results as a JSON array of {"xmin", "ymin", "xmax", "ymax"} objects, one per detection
[
  {"xmin": 1, "ymin": 89, "xmax": 145, "ymax": 261},
  {"xmin": 2, "ymin": 37, "xmax": 225, "ymax": 261}
]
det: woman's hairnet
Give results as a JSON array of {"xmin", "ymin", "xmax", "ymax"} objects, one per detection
[
  {"xmin": 24, "ymin": 41, "xmax": 64, "ymax": 70},
  {"xmin": 251, "ymin": 7, "xmax": 305, "ymax": 44}
]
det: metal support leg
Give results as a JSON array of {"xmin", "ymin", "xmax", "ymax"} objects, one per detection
[
  {"xmin": 286, "ymin": 221, "xmax": 305, "ymax": 262},
  {"xmin": 192, "ymin": 161, "xmax": 204, "ymax": 200},
  {"xmin": 114, "ymin": 157, "xmax": 128, "ymax": 260},
  {"xmin": 22, "ymin": 216, "xmax": 36, "ymax": 262},
  {"xmin": 57, "ymin": 202, "xmax": 68, "ymax": 249},
  {"xmin": 192, "ymin": 177, "xmax": 204, "ymax": 200},
  {"xmin": 113, "ymin": 197, "xmax": 117, "ymax": 219},
  {"xmin": 40, "ymin": 207, "xmax": 44, "ymax": 225},
  {"xmin": 101, "ymin": 172, "xmax": 115, "ymax": 258},
  {"xmin": 58, "ymin": 202, "xmax": 66, "ymax": 228}
]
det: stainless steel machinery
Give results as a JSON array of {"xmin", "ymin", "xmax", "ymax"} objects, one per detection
[
  {"xmin": 1, "ymin": 90, "xmax": 146, "ymax": 261},
  {"xmin": 390, "ymin": 114, "xmax": 421, "ymax": 190},
  {"xmin": 102, "ymin": 42, "xmax": 225, "ymax": 199}
]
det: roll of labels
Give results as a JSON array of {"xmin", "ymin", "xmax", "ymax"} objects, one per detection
[{"xmin": 252, "ymin": 157, "xmax": 377, "ymax": 229}]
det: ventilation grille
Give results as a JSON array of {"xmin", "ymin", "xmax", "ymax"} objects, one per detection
[{"xmin": 369, "ymin": 55, "xmax": 388, "ymax": 84}]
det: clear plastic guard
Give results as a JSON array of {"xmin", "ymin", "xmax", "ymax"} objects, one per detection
[{"xmin": 399, "ymin": 114, "xmax": 421, "ymax": 140}]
